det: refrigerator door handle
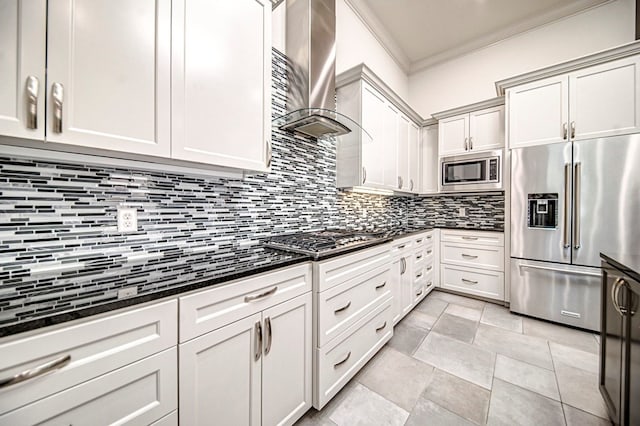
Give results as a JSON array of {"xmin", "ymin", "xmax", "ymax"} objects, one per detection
[
  {"xmin": 518, "ymin": 262, "xmax": 601, "ymax": 278},
  {"xmin": 563, "ymin": 163, "xmax": 571, "ymax": 248},
  {"xmin": 573, "ymin": 162, "xmax": 581, "ymax": 250}
]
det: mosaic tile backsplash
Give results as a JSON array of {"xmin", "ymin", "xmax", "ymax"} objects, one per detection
[{"xmin": 0, "ymin": 49, "xmax": 503, "ymax": 327}]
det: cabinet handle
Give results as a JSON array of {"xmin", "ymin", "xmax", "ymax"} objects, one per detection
[
  {"xmin": 375, "ymin": 281, "xmax": 387, "ymax": 290},
  {"xmin": 426, "ymin": 249, "xmax": 433, "ymax": 254},
  {"xmin": 462, "ymin": 278, "xmax": 478, "ymax": 285},
  {"xmin": 398, "ymin": 176, "xmax": 403, "ymax": 189},
  {"xmin": 416, "ymin": 254, "xmax": 423, "ymax": 260},
  {"xmin": 375, "ymin": 321, "xmax": 387, "ymax": 332},
  {"xmin": 244, "ymin": 286, "xmax": 278, "ymax": 303},
  {"xmin": 52, "ymin": 82, "xmax": 64, "ymax": 133},
  {"xmin": 264, "ymin": 317, "xmax": 272, "ymax": 355},
  {"xmin": 362, "ymin": 166, "xmax": 367, "ymax": 184},
  {"xmin": 573, "ymin": 162, "xmax": 581, "ymax": 249},
  {"xmin": 464, "ymin": 137, "xmax": 469, "ymax": 151},
  {"xmin": 334, "ymin": 301, "xmax": 351, "ymax": 314},
  {"xmin": 563, "ymin": 163, "xmax": 571, "ymax": 248},
  {"xmin": 612, "ymin": 278, "xmax": 628, "ymax": 316},
  {"xmin": 570, "ymin": 121, "xmax": 576, "ymax": 139},
  {"xmin": 266, "ymin": 139, "xmax": 272, "ymax": 168},
  {"xmin": 410, "ymin": 179, "xmax": 414, "ymax": 191},
  {"xmin": 333, "ymin": 351, "xmax": 351, "ymax": 368},
  {"xmin": 427, "ymin": 266, "xmax": 433, "ymax": 271},
  {"xmin": 563, "ymin": 123, "xmax": 568, "ymax": 140},
  {"xmin": 426, "ymin": 281, "xmax": 433, "ymax": 287},
  {"xmin": 426, "ymin": 235, "xmax": 432, "ymax": 239},
  {"xmin": 416, "ymin": 239, "xmax": 423, "ymax": 244},
  {"xmin": 416, "ymin": 272, "xmax": 423, "ymax": 279},
  {"xmin": 469, "ymin": 137, "xmax": 473, "ymax": 150},
  {"xmin": 461, "ymin": 253, "xmax": 478, "ymax": 259},
  {"xmin": 416, "ymin": 289, "xmax": 423, "ymax": 297},
  {"xmin": 0, "ymin": 354, "xmax": 71, "ymax": 389},
  {"xmin": 397, "ymin": 244, "xmax": 406, "ymax": 249},
  {"xmin": 462, "ymin": 236, "xmax": 478, "ymax": 241},
  {"xmin": 254, "ymin": 321, "xmax": 262, "ymax": 361},
  {"xmin": 400, "ymin": 257, "xmax": 407, "ymax": 274},
  {"xmin": 25, "ymin": 76, "xmax": 39, "ymax": 129}
]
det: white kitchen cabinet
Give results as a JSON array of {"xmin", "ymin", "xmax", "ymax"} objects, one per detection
[
  {"xmin": 390, "ymin": 258, "xmax": 403, "ymax": 324},
  {"xmin": 507, "ymin": 75, "xmax": 568, "ymax": 149},
  {"xmin": 0, "ymin": 0, "xmax": 46, "ymax": 140},
  {"xmin": 179, "ymin": 263, "xmax": 313, "ymax": 426},
  {"xmin": 46, "ymin": 0, "xmax": 171, "ymax": 157},
  {"xmin": 179, "ymin": 313, "xmax": 262, "ymax": 426},
  {"xmin": 171, "ymin": 0, "xmax": 271, "ymax": 172},
  {"xmin": 382, "ymin": 103, "xmax": 399, "ymax": 189},
  {"xmin": 408, "ymin": 122, "xmax": 420, "ymax": 193},
  {"xmin": 506, "ymin": 55, "xmax": 640, "ymax": 148},
  {"xmin": 399, "ymin": 249, "xmax": 414, "ymax": 317},
  {"xmin": 396, "ymin": 114, "xmax": 410, "ymax": 191},
  {"xmin": 439, "ymin": 106, "xmax": 504, "ymax": 156},
  {"xmin": 359, "ymin": 83, "xmax": 387, "ymax": 187},
  {"xmin": 420, "ymin": 124, "xmax": 439, "ymax": 194}
]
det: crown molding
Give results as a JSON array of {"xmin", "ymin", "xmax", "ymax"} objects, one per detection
[
  {"xmin": 495, "ymin": 39, "xmax": 640, "ymax": 95},
  {"xmin": 432, "ymin": 97, "xmax": 505, "ymax": 121},
  {"xmin": 343, "ymin": 0, "xmax": 411, "ymax": 73}
]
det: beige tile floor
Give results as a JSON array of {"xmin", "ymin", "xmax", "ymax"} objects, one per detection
[{"xmin": 296, "ymin": 290, "xmax": 612, "ymax": 426}]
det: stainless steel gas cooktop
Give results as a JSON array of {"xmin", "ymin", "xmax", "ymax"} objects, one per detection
[{"xmin": 264, "ymin": 230, "xmax": 389, "ymax": 260}]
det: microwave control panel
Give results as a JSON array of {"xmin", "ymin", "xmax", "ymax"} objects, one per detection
[{"xmin": 489, "ymin": 158, "xmax": 499, "ymax": 181}]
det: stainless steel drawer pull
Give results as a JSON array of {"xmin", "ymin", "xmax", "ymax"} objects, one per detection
[
  {"xmin": 461, "ymin": 254, "xmax": 478, "ymax": 259},
  {"xmin": 0, "ymin": 354, "xmax": 71, "ymax": 389},
  {"xmin": 245, "ymin": 286, "xmax": 278, "ymax": 303},
  {"xmin": 254, "ymin": 321, "xmax": 262, "ymax": 361},
  {"xmin": 426, "ymin": 281, "xmax": 433, "ymax": 287},
  {"xmin": 416, "ymin": 239, "xmax": 423, "ymax": 244},
  {"xmin": 570, "ymin": 121, "xmax": 576, "ymax": 139},
  {"xmin": 426, "ymin": 235, "xmax": 432, "ymax": 239},
  {"xmin": 563, "ymin": 122, "xmax": 568, "ymax": 140},
  {"xmin": 334, "ymin": 301, "xmax": 351, "ymax": 314},
  {"xmin": 375, "ymin": 321, "xmax": 387, "ymax": 332},
  {"xmin": 462, "ymin": 236, "xmax": 478, "ymax": 241},
  {"xmin": 264, "ymin": 317, "xmax": 272, "ymax": 355},
  {"xmin": 375, "ymin": 282, "xmax": 387, "ymax": 290},
  {"xmin": 416, "ymin": 273, "xmax": 423, "ymax": 278},
  {"xmin": 416, "ymin": 255, "xmax": 423, "ymax": 260},
  {"xmin": 426, "ymin": 250, "xmax": 433, "ymax": 254},
  {"xmin": 26, "ymin": 75, "xmax": 39, "ymax": 129},
  {"xmin": 52, "ymin": 82, "xmax": 64, "ymax": 133},
  {"xmin": 400, "ymin": 257, "xmax": 407, "ymax": 274},
  {"xmin": 469, "ymin": 137, "xmax": 473, "ymax": 150},
  {"xmin": 416, "ymin": 289, "xmax": 423, "ymax": 297},
  {"xmin": 462, "ymin": 278, "xmax": 478, "ymax": 285},
  {"xmin": 362, "ymin": 167, "xmax": 367, "ymax": 184},
  {"xmin": 397, "ymin": 244, "xmax": 406, "ymax": 249},
  {"xmin": 427, "ymin": 266, "xmax": 433, "ymax": 271},
  {"xmin": 334, "ymin": 351, "xmax": 351, "ymax": 368}
]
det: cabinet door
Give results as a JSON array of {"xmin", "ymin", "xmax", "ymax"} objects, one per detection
[
  {"xmin": 507, "ymin": 75, "xmax": 568, "ymax": 149},
  {"xmin": 172, "ymin": 0, "xmax": 271, "ymax": 171},
  {"xmin": 361, "ymin": 84, "xmax": 387, "ymax": 187},
  {"xmin": 400, "ymin": 254, "xmax": 413, "ymax": 316},
  {"xmin": 408, "ymin": 122, "xmax": 420, "ymax": 193},
  {"xmin": 383, "ymin": 103, "xmax": 399, "ymax": 189},
  {"xmin": 261, "ymin": 293, "xmax": 312, "ymax": 426},
  {"xmin": 420, "ymin": 125, "xmax": 439, "ymax": 194},
  {"xmin": 0, "ymin": 0, "xmax": 46, "ymax": 140},
  {"xmin": 179, "ymin": 313, "xmax": 262, "ymax": 426},
  {"xmin": 439, "ymin": 114, "xmax": 468, "ymax": 156},
  {"xmin": 390, "ymin": 258, "xmax": 402, "ymax": 325},
  {"xmin": 569, "ymin": 56, "xmax": 640, "ymax": 141},
  {"xmin": 623, "ymin": 275, "xmax": 639, "ymax": 426},
  {"xmin": 469, "ymin": 105, "xmax": 504, "ymax": 152},
  {"xmin": 46, "ymin": 0, "xmax": 171, "ymax": 157},
  {"xmin": 396, "ymin": 114, "xmax": 410, "ymax": 191}
]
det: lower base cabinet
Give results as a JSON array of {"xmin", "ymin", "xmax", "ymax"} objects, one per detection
[{"xmin": 179, "ymin": 292, "xmax": 312, "ymax": 426}]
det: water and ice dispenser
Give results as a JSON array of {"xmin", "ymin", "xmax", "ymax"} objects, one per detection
[{"xmin": 527, "ymin": 194, "xmax": 558, "ymax": 229}]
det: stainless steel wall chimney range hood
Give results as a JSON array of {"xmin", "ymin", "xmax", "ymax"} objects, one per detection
[{"xmin": 273, "ymin": 0, "xmax": 366, "ymax": 139}]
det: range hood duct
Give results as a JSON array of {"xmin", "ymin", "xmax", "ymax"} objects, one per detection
[{"xmin": 274, "ymin": 0, "xmax": 365, "ymax": 139}]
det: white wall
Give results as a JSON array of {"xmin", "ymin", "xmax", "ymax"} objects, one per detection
[
  {"xmin": 408, "ymin": 0, "xmax": 636, "ymax": 117},
  {"xmin": 271, "ymin": 0, "xmax": 409, "ymax": 100}
]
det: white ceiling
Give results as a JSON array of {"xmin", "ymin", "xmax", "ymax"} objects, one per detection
[{"xmin": 346, "ymin": 0, "xmax": 610, "ymax": 74}]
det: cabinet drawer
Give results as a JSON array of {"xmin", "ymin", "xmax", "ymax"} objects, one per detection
[
  {"xmin": 180, "ymin": 263, "xmax": 312, "ymax": 342},
  {"xmin": 441, "ymin": 264, "xmax": 504, "ymax": 300},
  {"xmin": 0, "ymin": 300, "xmax": 177, "ymax": 415},
  {"xmin": 0, "ymin": 348, "xmax": 177, "ymax": 426},
  {"xmin": 413, "ymin": 232, "xmax": 433, "ymax": 247},
  {"xmin": 441, "ymin": 242, "xmax": 504, "ymax": 271},
  {"xmin": 414, "ymin": 248, "xmax": 426, "ymax": 267},
  {"xmin": 441, "ymin": 230, "xmax": 504, "ymax": 246},
  {"xmin": 317, "ymin": 264, "xmax": 391, "ymax": 347},
  {"xmin": 151, "ymin": 411, "xmax": 178, "ymax": 426},
  {"xmin": 314, "ymin": 298, "xmax": 393, "ymax": 409},
  {"xmin": 314, "ymin": 244, "xmax": 390, "ymax": 292}
]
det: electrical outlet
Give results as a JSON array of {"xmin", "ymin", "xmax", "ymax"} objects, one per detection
[
  {"xmin": 117, "ymin": 286, "xmax": 138, "ymax": 299},
  {"xmin": 459, "ymin": 207, "xmax": 466, "ymax": 217},
  {"xmin": 117, "ymin": 207, "xmax": 138, "ymax": 233}
]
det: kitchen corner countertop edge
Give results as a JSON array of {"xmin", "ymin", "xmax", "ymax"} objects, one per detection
[{"xmin": 601, "ymin": 252, "xmax": 640, "ymax": 283}]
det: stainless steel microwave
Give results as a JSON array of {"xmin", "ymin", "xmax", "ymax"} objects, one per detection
[{"xmin": 440, "ymin": 150, "xmax": 502, "ymax": 192}]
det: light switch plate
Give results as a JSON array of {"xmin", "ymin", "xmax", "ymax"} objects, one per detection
[
  {"xmin": 459, "ymin": 207, "xmax": 466, "ymax": 217},
  {"xmin": 117, "ymin": 207, "xmax": 138, "ymax": 233}
]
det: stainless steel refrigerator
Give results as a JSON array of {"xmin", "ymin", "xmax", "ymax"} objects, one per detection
[{"xmin": 510, "ymin": 134, "xmax": 640, "ymax": 331}]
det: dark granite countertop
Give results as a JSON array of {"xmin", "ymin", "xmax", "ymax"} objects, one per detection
[
  {"xmin": 601, "ymin": 252, "xmax": 640, "ymax": 283},
  {"xmin": 0, "ymin": 246, "xmax": 310, "ymax": 338}
]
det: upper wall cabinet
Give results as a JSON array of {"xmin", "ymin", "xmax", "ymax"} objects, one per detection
[
  {"xmin": 0, "ymin": 0, "xmax": 46, "ymax": 140},
  {"xmin": 420, "ymin": 123, "xmax": 438, "ymax": 194},
  {"xmin": 437, "ymin": 104, "xmax": 505, "ymax": 157},
  {"xmin": 497, "ymin": 43, "xmax": 640, "ymax": 149},
  {"xmin": 336, "ymin": 65, "xmax": 422, "ymax": 194},
  {"xmin": 171, "ymin": 0, "xmax": 271, "ymax": 173},
  {"xmin": 46, "ymin": 0, "xmax": 171, "ymax": 157}
]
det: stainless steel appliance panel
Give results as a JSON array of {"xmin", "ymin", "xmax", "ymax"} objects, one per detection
[
  {"xmin": 510, "ymin": 259, "xmax": 601, "ymax": 331},
  {"xmin": 573, "ymin": 135, "xmax": 640, "ymax": 268},
  {"xmin": 511, "ymin": 143, "xmax": 572, "ymax": 264}
]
